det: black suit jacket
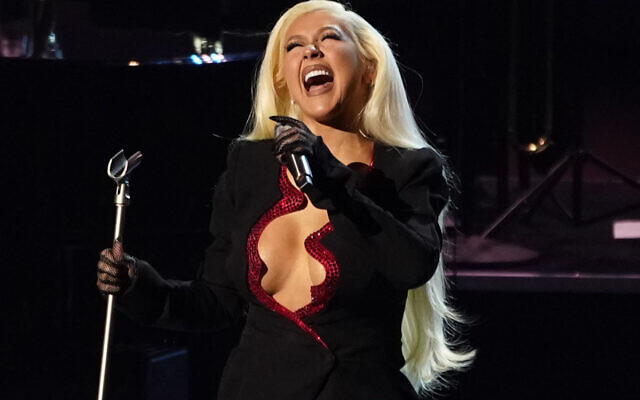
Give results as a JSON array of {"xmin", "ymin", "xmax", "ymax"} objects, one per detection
[{"xmin": 117, "ymin": 138, "xmax": 448, "ymax": 399}]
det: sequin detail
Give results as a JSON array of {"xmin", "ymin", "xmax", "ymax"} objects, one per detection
[{"xmin": 246, "ymin": 165, "xmax": 339, "ymax": 349}]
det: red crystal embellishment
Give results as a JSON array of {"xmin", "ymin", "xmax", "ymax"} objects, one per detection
[{"xmin": 246, "ymin": 166, "xmax": 339, "ymax": 348}]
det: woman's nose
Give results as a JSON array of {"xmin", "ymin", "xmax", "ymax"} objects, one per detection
[{"xmin": 304, "ymin": 44, "xmax": 321, "ymax": 59}]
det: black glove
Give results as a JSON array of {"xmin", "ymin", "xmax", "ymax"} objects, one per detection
[
  {"xmin": 269, "ymin": 115, "xmax": 317, "ymax": 166},
  {"xmin": 96, "ymin": 240, "xmax": 136, "ymax": 295}
]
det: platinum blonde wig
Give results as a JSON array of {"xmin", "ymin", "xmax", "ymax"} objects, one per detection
[{"xmin": 244, "ymin": 0, "xmax": 474, "ymax": 393}]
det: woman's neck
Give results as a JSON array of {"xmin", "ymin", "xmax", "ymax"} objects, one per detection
[{"xmin": 302, "ymin": 118, "xmax": 373, "ymax": 166}]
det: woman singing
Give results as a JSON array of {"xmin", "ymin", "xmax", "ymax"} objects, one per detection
[{"xmin": 97, "ymin": 1, "xmax": 474, "ymax": 398}]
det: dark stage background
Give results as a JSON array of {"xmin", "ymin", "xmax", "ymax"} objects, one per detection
[{"xmin": 1, "ymin": 1, "xmax": 639, "ymax": 399}]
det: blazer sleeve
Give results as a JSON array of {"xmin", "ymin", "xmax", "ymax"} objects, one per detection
[
  {"xmin": 308, "ymin": 139, "xmax": 448, "ymax": 290},
  {"xmin": 115, "ymin": 143, "xmax": 245, "ymax": 331}
]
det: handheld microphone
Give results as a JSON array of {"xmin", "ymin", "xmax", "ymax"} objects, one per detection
[
  {"xmin": 286, "ymin": 152, "xmax": 313, "ymax": 192},
  {"xmin": 270, "ymin": 115, "xmax": 315, "ymax": 193}
]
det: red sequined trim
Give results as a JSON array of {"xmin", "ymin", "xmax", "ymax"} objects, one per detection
[{"xmin": 246, "ymin": 165, "xmax": 339, "ymax": 349}]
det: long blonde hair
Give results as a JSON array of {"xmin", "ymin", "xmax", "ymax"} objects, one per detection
[{"xmin": 244, "ymin": 0, "xmax": 474, "ymax": 393}]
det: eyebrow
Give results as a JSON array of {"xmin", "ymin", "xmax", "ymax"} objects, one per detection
[{"xmin": 285, "ymin": 25, "xmax": 343, "ymax": 43}]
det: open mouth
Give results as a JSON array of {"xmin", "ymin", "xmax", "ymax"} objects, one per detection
[{"xmin": 302, "ymin": 64, "xmax": 334, "ymax": 92}]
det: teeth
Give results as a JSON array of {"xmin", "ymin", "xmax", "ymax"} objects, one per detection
[{"xmin": 304, "ymin": 69, "xmax": 330, "ymax": 83}]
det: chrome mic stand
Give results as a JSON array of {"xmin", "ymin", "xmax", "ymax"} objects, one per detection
[{"xmin": 98, "ymin": 149, "xmax": 143, "ymax": 400}]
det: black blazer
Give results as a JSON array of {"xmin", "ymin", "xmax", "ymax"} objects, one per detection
[{"xmin": 117, "ymin": 138, "xmax": 448, "ymax": 399}]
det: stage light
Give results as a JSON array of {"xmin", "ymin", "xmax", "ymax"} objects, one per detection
[
  {"xmin": 128, "ymin": 60, "xmax": 140, "ymax": 66},
  {"xmin": 211, "ymin": 53, "xmax": 225, "ymax": 63},
  {"xmin": 214, "ymin": 40, "xmax": 223, "ymax": 55},
  {"xmin": 200, "ymin": 54, "xmax": 213, "ymax": 64},
  {"xmin": 190, "ymin": 54, "xmax": 203, "ymax": 65},
  {"xmin": 523, "ymin": 136, "xmax": 552, "ymax": 154},
  {"xmin": 193, "ymin": 36, "xmax": 204, "ymax": 54}
]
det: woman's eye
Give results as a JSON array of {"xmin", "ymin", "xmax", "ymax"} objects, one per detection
[
  {"xmin": 285, "ymin": 42, "xmax": 301, "ymax": 52},
  {"xmin": 321, "ymin": 32, "xmax": 340, "ymax": 41}
]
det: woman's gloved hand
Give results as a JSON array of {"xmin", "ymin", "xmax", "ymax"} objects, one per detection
[
  {"xmin": 269, "ymin": 115, "xmax": 317, "ymax": 166},
  {"xmin": 96, "ymin": 240, "xmax": 136, "ymax": 295}
]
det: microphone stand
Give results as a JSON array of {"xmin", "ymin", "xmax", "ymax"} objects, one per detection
[{"xmin": 98, "ymin": 150, "xmax": 143, "ymax": 400}]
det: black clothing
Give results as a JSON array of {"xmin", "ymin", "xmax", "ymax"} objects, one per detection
[{"xmin": 117, "ymin": 139, "xmax": 447, "ymax": 399}]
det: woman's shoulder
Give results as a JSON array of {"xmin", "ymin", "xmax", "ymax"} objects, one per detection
[
  {"xmin": 228, "ymin": 138, "xmax": 274, "ymax": 155},
  {"xmin": 372, "ymin": 143, "xmax": 449, "ymax": 207},
  {"xmin": 226, "ymin": 138, "xmax": 275, "ymax": 167},
  {"xmin": 374, "ymin": 143, "xmax": 444, "ymax": 177}
]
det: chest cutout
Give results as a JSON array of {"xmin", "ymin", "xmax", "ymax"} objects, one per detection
[{"xmin": 257, "ymin": 169, "xmax": 330, "ymax": 312}]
